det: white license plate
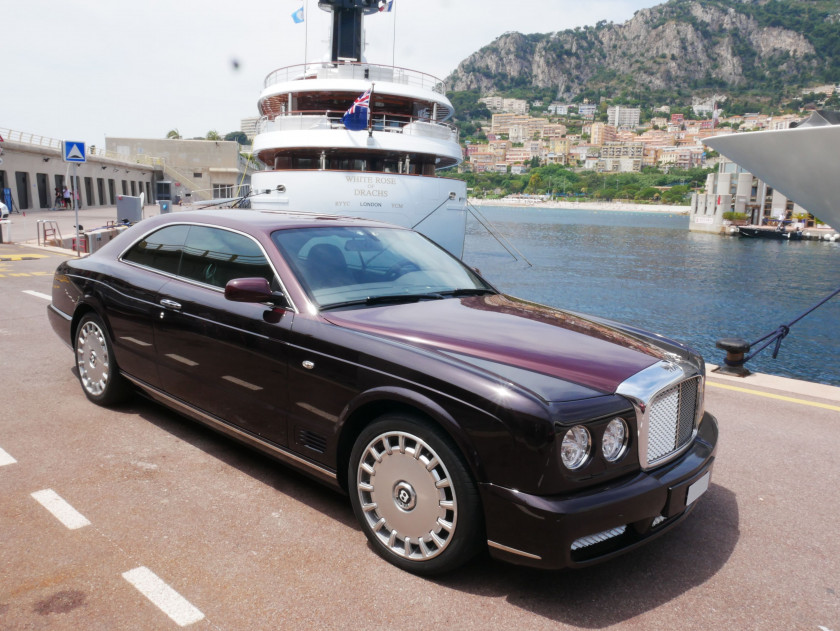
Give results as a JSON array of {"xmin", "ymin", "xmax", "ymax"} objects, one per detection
[{"xmin": 686, "ymin": 471, "xmax": 711, "ymax": 506}]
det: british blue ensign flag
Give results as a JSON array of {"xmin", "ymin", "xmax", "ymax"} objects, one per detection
[{"xmin": 342, "ymin": 87, "xmax": 372, "ymax": 131}]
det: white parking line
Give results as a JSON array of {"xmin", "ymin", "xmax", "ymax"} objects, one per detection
[
  {"xmin": 30, "ymin": 489, "xmax": 91, "ymax": 530},
  {"xmin": 0, "ymin": 446, "xmax": 17, "ymax": 466},
  {"xmin": 22, "ymin": 290, "xmax": 52, "ymax": 301},
  {"xmin": 122, "ymin": 567, "xmax": 205, "ymax": 627}
]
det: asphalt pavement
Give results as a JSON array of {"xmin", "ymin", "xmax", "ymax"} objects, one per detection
[{"xmin": 0, "ymin": 244, "xmax": 838, "ymax": 630}]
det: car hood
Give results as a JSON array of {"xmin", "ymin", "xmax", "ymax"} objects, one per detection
[{"xmin": 321, "ymin": 294, "xmax": 676, "ymax": 395}]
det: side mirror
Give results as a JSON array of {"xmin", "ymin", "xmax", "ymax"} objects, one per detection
[{"xmin": 225, "ymin": 277, "xmax": 288, "ymax": 308}]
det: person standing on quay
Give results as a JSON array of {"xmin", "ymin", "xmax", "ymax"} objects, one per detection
[{"xmin": 62, "ymin": 186, "xmax": 71, "ymax": 209}]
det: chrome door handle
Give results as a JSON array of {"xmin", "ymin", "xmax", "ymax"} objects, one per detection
[{"xmin": 160, "ymin": 299, "xmax": 182, "ymax": 311}]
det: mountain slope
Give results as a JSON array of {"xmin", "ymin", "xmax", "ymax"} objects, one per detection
[{"xmin": 446, "ymin": 0, "xmax": 840, "ymax": 104}]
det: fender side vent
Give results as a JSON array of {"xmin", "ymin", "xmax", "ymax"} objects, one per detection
[{"xmin": 298, "ymin": 429, "xmax": 328, "ymax": 454}]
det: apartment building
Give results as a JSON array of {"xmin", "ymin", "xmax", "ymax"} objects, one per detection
[
  {"xmin": 600, "ymin": 142, "xmax": 644, "ymax": 159},
  {"xmin": 599, "ymin": 157, "xmax": 642, "ymax": 173},
  {"xmin": 547, "ymin": 103, "xmax": 570, "ymax": 115},
  {"xmin": 578, "ymin": 104, "xmax": 598, "ymax": 118},
  {"xmin": 467, "ymin": 151, "xmax": 496, "ymax": 173},
  {"xmin": 607, "ymin": 106, "xmax": 641, "ymax": 129},
  {"xmin": 480, "ymin": 96, "xmax": 530, "ymax": 114},
  {"xmin": 541, "ymin": 123, "xmax": 567, "ymax": 139},
  {"xmin": 505, "ymin": 147, "xmax": 533, "ymax": 164},
  {"xmin": 590, "ymin": 122, "xmax": 617, "ymax": 146}
]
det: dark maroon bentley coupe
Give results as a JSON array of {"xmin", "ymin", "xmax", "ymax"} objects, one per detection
[{"xmin": 48, "ymin": 209, "xmax": 717, "ymax": 575}]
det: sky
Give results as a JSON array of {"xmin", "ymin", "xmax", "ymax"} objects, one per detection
[{"xmin": 3, "ymin": 0, "xmax": 663, "ymax": 148}]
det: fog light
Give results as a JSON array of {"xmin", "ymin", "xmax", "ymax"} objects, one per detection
[
  {"xmin": 602, "ymin": 417, "xmax": 628, "ymax": 462},
  {"xmin": 561, "ymin": 426, "xmax": 591, "ymax": 470}
]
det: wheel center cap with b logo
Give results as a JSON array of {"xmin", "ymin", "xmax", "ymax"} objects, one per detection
[{"xmin": 393, "ymin": 481, "xmax": 417, "ymax": 511}]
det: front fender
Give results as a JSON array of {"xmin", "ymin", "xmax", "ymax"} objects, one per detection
[{"xmin": 337, "ymin": 385, "xmax": 504, "ymax": 490}]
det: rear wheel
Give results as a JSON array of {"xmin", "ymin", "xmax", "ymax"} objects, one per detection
[
  {"xmin": 74, "ymin": 313, "xmax": 130, "ymax": 406},
  {"xmin": 348, "ymin": 414, "xmax": 482, "ymax": 575}
]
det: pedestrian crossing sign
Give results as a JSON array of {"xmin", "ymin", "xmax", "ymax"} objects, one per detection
[{"xmin": 63, "ymin": 141, "xmax": 86, "ymax": 163}]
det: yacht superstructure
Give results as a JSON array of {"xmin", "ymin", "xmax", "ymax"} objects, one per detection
[{"xmin": 249, "ymin": 0, "xmax": 468, "ymax": 256}]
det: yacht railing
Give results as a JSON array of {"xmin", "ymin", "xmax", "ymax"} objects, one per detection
[
  {"xmin": 255, "ymin": 112, "xmax": 459, "ymax": 144},
  {"xmin": 264, "ymin": 62, "xmax": 446, "ymax": 94}
]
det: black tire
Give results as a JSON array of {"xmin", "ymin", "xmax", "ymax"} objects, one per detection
[
  {"xmin": 348, "ymin": 414, "xmax": 483, "ymax": 575},
  {"xmin": 74, "ymin": 313, "xmax": 131, "ymax": 406}
]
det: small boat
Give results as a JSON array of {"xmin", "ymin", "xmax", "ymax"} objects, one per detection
[{"xmin": 738, "ymin": 226, "xmax": 804, "ymax": 240}]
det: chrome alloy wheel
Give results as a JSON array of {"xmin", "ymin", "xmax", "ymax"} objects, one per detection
[
  {"xmin": 76, "ymin": 320, "xmax": 111, "ymax": 397},
  {"xmin": 356, "ymin": 431, "xmax": 457, "ymax": 561}
]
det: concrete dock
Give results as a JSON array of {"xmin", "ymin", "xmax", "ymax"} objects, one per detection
[{"xmin": 1, "ymin": 211, "xmax": 839, "ymax": 630}]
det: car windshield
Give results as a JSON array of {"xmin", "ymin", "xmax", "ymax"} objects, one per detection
[{"xmin": 271, "ymin": 226, "xmax": 495, "ymax": 309}]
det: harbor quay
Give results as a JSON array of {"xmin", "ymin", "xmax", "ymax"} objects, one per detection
[
  {"xmin": 0, "ymin": 246, "xmax": 838, "ymax": 628},
  {"xmin": 0, "ymin": 202, "xmax": 199, "ymax": 251}
]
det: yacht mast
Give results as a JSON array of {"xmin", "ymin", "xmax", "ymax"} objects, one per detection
[{"xmin": 318, "ymin": 0, "xmax": 378, "ymax": 62}]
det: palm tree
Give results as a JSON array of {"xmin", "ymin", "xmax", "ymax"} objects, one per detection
[
  {"xmin": 206, "ymin": 130, "xmax": 222, "ymax": 141},
  {"xmin": 166, "ymin": 129, "xmax": 181, "ymax": 139}
]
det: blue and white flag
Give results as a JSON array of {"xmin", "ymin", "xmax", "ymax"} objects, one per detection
[
  {"xmin": 291, "ymin": 6, "xmax": 304, "ymax": 23},
  {"xmin": 342, "ymin": 87, "xmax": 372, "ymax": 131},
  {"xmin": 378, "ymin": 0, "xmax": 394, "ymax": 12}
]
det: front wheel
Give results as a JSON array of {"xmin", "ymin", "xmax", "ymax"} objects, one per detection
[
  {"xmin": 74, "ymin": 313, "xmax": 130, "ymax": 406},
  {"xmin": 348, "ymin": 415, "xmax": 483, "ymax": 575}
]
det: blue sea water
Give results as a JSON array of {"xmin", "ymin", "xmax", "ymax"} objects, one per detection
[{"xmin": 462, "ymin": 205, "xmax": 840, "ymax": 387}]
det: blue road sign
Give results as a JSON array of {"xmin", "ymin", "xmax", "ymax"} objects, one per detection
[{"xmin": 63, "ymin": 141, "xmax": 86, "ymax": 163}]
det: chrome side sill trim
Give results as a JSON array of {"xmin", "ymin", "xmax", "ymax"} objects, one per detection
[
  {"xmin": 122, "ymin": 373, "xmax": 337, "ymax": 482},
  {"xmin": 48, "ymin": 303, "xmax": 73, "ymax": 321},
  {"xmin": 487, "ymin": 540, "xmax": 542, "ymax": 560}
]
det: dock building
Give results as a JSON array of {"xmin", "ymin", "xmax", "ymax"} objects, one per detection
[
  {"xmin": 690, "ymin": 158, "xmax": 808, "ymax": 233},
  {"xmin": 0, "ymin": 128, "xmax": 255, "ymax": 212}
]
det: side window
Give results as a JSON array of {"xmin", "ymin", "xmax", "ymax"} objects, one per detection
[
  {"xmin": 180, "ymin": 226, "xmax": 275, "ymax": 289},
  {"xmin": 122, "ymin": 224, "xmax": 189, "ymax": 275}
]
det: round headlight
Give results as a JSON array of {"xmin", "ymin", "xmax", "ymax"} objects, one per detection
[
  {"xmin": 602, "ymin": 417, "xmax": 629, "ymax": 462},
  {"xmin": 561, "ymin": 426, "xmax": 591, "ymax": 470}
]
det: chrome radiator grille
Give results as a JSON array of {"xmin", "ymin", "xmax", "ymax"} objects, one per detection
[{"xmin": 647, "ymin": 377, "xmax": 699, "ymax": 464}]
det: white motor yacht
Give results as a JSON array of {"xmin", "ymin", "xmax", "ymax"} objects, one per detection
[
  {"xmin": 249, "ymin": 0, "xmax": 468, "ymax": 257},
  {"xmin": 704, "ymin": 110, "xmax": 840, "ymax": 230}
]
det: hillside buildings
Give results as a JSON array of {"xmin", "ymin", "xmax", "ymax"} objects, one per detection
[{"xmin": 465, "ymin": 104, "xmax": 806, "ymax": 175}]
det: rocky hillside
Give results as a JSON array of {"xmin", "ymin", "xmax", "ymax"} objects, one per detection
[{"xmin": 447, "ymin": 0, "xmax": 840, "ymax": 104}]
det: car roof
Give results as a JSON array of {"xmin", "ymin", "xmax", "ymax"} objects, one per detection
[{"xmin": 146, "ymin": 209, "xmax": 402, "ymax": 236}]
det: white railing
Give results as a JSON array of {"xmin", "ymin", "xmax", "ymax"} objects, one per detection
[
  {"xmin": 89, "ymin": 147, "xmax": 165, "ymax": 167},
  {"xmin": 0, "ymin": 127, "xmax": 168, "ymax": 167},
  {"xmin": 264, "ymin": 62, "xmax": 446, "ymax": 94},
  {"xmin": 255, "ymin": 113, "xmax": 459, "ymax": 144},
  {"xmin": 0, "ymin": 127, "xmax": 63, "ymax": 150}
]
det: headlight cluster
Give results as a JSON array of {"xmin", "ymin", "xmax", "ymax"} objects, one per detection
[{"xmin": 561, "ymin": 417, "xmax": 629, "ymax": 470}]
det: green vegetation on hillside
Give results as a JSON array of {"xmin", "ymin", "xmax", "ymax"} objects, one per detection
[{"xmin": 448, "ymin": 164, "xmax": 713, "ymax": 204}]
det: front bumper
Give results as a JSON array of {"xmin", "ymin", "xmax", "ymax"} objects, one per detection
[{"xmin": 480, "ymin": 411, "xmax": 718, "ymax": 569}]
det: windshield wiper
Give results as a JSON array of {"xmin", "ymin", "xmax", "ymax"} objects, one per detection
[
  {"xmin": 441, "ymin": 288, "xmax": 497, "ymax": 297},
  {"xmin": 320, "ymin": 293, "xmax": 444, "ymax": 311},
  {"xmin": 365, "ymin": 293, "xmax": 445, "ymax": 305}
]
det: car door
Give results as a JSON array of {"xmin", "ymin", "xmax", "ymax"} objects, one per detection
[
  {"xmin": 110, "ymin": 223, "xmax": 191, "ymax": 389},
  {"xmin": 154, "ymin": 225, "xmax": 292, "ymax": 446}
]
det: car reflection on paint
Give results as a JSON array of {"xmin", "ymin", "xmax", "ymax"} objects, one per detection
[{"xmin": 48, "ymin": 209, "xmax": 718, "ymax": 575}]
